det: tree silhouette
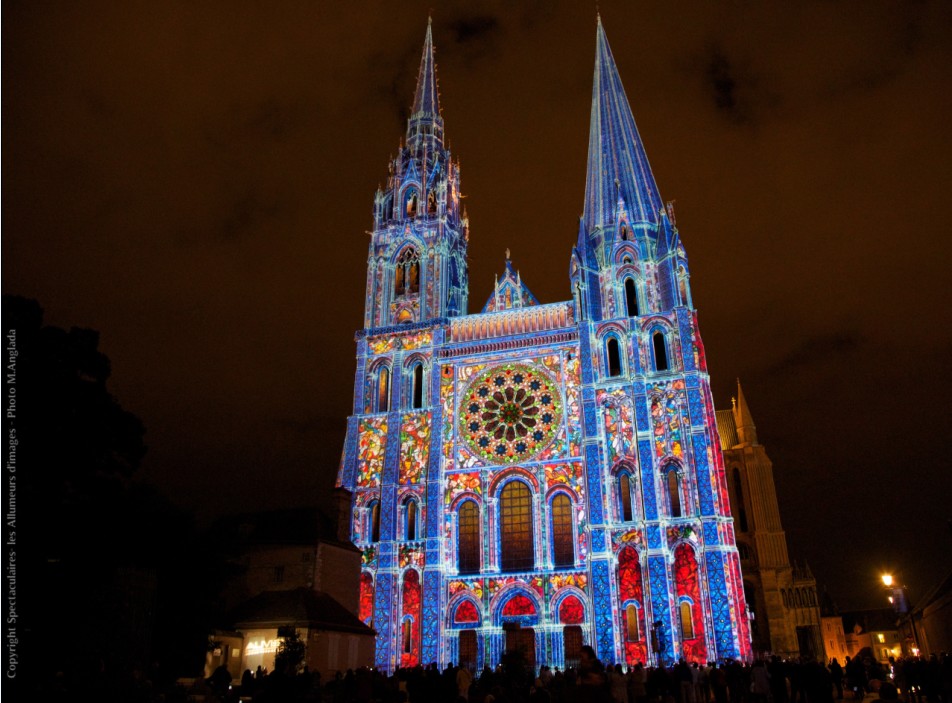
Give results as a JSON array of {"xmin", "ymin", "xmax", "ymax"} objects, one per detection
[{"xmin": 6, "ymin": 296, "xmax": 221, "ymax": 698}]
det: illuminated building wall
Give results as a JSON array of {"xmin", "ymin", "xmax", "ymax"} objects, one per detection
[{"xmin": 336, "ymin": 18, "xmax": 753, "ymax": 672}]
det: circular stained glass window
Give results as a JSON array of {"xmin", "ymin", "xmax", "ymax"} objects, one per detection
[{"xmin": 459, "ymin": 363, "xmax": 563, "ymax": 464}]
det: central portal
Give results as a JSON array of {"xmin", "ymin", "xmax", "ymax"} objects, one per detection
[{"xmin": 505, "ymin": 625, "xmax": 536, "ymax": 667}]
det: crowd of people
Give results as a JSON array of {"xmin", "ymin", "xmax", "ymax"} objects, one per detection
[{"xmin": 192, "ymin": 650, "xmax": 952, "ymax": 703}]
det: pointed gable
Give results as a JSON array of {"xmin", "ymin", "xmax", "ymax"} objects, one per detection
[
  {"xmin": 582, "ymin": 18, "xmax": 664, "ymax": 237},
  {"xmin": 482, "ymin": 252, "xmax": 541, "ymax": 312}
]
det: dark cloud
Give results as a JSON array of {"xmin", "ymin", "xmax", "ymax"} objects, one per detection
[
  {"xmin": 698, "ymin": 43, "xmax": 777, "ymax": 126},
  {"xmin": 766, "ymin": 331, "xmax": 864, "ymax": 377},
  {"xmin": 445, "ymin": 13, "xmax": 503, "ymax": 63}
]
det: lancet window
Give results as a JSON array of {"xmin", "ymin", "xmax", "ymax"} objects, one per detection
[
  {"xmin": 458, "ymin": 501, "xmax": 480, "ymax": 574},
  {"xmin": 652, "ymin": 331, "xmax": 669, "ymax": 372},
  {"xmin": 500, "ymin": 481, "xmax": 534, "ymax": 572},
  {"xmin": 395, "ymin": 247, "xmax": 420, "ymax": 298},
  {"xmin": 551, "ymin": 493, "xmax": 575, "ymax": 567}
]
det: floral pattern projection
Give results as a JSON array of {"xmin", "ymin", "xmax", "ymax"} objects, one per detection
[
  {"xmin": 600, "ymin": 389, "xmax": 635, "ymax": 467},
  {"xmin": 501, "ymin": 593, "xmax": 537, "ymax": 618},
  {"xmin": 674, "ymin": 542, "xmax": 707, "ymax": 663},
  {"xmin": 441, "ymin": 366, "xmax": 457, "ymax": 473},
  {"xmin": 454, "ymin": 599, "xmax": 480, "ymax": 624},
  {"xmin": 401, "ymin": 570, "xmax": 422, "ymax": 668},
  {"xmin": 650, "ymin": 380, "xmax": 687, "ymax": 460},
  {"xmin": 353, "ymin": 418, "xmax": 387, "ymax": 542},
  {"xmin": 545, "ymin": 462, "xmax": 588, "ymax": 561},
  {"xmin": 617, "ymin": 546, "xmax": 648, "ymax": 665},
  {"xmin": 400, "ymin": 412, "xmax": 430, "ymax": 485},
  {"xmin": 558, "ymin": 595, "xmax": 585, "ymax": 624},
  {"xmin": 459, "ymin": 363, "xmax": 563, "ymax": 465},
  {"xmin": 357, "ymin": 418, "xmax": 388, "ymax": 489},
  {"xmin": 359, "ymin": 572, "xmax": 374, "ymax": 626},
  {"xmin": 563, "ymin": 354, "xmax": 583, "ymax": 457}
]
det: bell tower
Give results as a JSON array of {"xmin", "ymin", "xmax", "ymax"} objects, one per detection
[{"xmin": 364, "ymin": 19, "xmax": 469, "ymax": 329}]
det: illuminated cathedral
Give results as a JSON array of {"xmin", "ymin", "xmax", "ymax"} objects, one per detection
[{"xmin": 336, "ymin": 18, "xmax": 753, "ymax": 672}]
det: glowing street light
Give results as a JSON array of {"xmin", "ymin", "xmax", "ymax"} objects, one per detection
[{"xmin": 882, "ymin": 573, "xmax": 894, "ymax": 587}]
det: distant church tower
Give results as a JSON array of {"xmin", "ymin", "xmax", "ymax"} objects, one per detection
[
  {"xmin": 716, "ymin": 382, "xmax": 821, "ymax": 658},
  {"xmin": 337, "ymin": 18, "xmax": 753, "ymax": 672}
]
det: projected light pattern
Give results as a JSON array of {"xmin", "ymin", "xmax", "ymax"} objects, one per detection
[{"xmin": 337, "ymin": 18, "xmax": 752, "ymax": 672}]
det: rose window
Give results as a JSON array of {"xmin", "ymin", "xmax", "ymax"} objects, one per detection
[{"xmin": 460, "ymin": 363, "xmax": 563, "ymax": 464}]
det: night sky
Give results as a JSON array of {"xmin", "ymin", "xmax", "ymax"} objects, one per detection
[{"xmin": 5, "ymin": 2, "xmax": 952, "ymax": 611}]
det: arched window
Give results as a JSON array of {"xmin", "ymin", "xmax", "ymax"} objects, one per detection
[
  {"xmin": 551, "ymin": 494, "xmax": 574, "ymax": 567},
  {"xmin": 673, "ymin": 543, "xmax": 706, "ymax": 660},
  {"xmin": 458, "ymin": 501, "xmax": 480, "ymax": 574},
  {"xmin": 678, "ymin": 266, "xmax": 690, "ymax": 307},
  {"xmin": 359, "ymin": 572, "xmax": 374, "ymax": 626},
  {"xmin": 410, "ymin": 362, "xmax": 425, "ymax": 409},
  {"xmin": 376, "ymin": 367, "xmax": 390, "ymax": 413},
  {"xmin": 620, "ymin": 224, "xmax": 630, "ymax": 241},
  {"xmin": 500, "ymin": 481, "xmax": 534, "ymax": 572},
  {"xmin": 395, "ymin": 247, "xmax": 420, "ymax": 297},
  {"xmin": 624, "ymin": 279, "xmax": 639, "ymax": 317},
  {"xmin": 667, "ymin": 470, "xmax": 682, "ymax": 518},
  {"xmin": 401, "ymin": 570, "xmax": 421, "ymax": 667},
  {"xmin": 626, "ymin": 604, "xmax": 640, "ymax": 641},
  {"xmin": 427, "ymin": 191, "xmax": 437, "ymax": 214},
  {"xmin": 617, "ymin": 546, "xmax": 646, "ymax": 664},
  {"xmin": 405, "ymin": 499, "xmax": 418, "ymax": 541},
  {"xmin": 652, "ymin": 331, "xmax": 669, "ymax": 371},
  {"xmin": 679, "ymin": 600, "xmax": 694, "ymax": 639},
  {"xmin": 370, "ymin": 501, "xmax": 381, "ymax": 542},
  {"xmin": 607, "ymin": 337, "xmax": 622, "ymax": 377},
  {"xmin": 619, "ymin": 473, "xmax": 634, "ymax": 522},
  {"xmin": 402, "ymin": 618, "xmax": 413, "ymax": 653},
  {"xmin": 406, "ymin": 190, "xmax": 418, "ymax": 217}
]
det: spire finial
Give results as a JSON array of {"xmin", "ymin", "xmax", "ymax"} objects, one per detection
[{"xmin": 505, "ymin": 247, "xmax": 510, "ymax": 260}]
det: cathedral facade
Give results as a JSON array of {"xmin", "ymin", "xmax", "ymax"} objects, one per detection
[{"xmin": 336, "ymin": 19, "xmax": 753, "ymax": 672}]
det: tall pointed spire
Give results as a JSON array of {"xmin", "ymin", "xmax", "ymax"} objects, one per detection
[
  {"xmin": 582, "ymin": 17, "xmax": 663, "ymax": 236},
  {"xmin": 734, "ymin": 379, "xmax": 759, "ymax": 445},
  {"xmin": 407, "ymin": 17, "xmax": 444, "ymax": 149},
  {"xmin": 411, "ymin": 17, "xmax": 441, "ymax": 119}
]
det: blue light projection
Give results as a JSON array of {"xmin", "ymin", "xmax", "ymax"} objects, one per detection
[{"xmin": 338, "ymin": 17, "xmax": 752, "ymax": 672}]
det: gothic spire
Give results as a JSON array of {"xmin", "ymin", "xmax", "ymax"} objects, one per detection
[
  {"xmin": 412, "ymin": 17, "xmax": 440, "ymax": 118},
  {"xmin": 734, "ymin": 379, "xmax": 759, "ymax": 445},
  {"xmin": 582, "ymin": 17, "xmax": 663, "ymax": 236},
  {"xmin": 407, "ymin": 17, "xmax": 443, "ymax": 148}
]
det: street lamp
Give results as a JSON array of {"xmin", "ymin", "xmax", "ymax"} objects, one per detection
[{"xmin": 881, "ymin": 574, "xmax": 894, "ymax": 588}]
